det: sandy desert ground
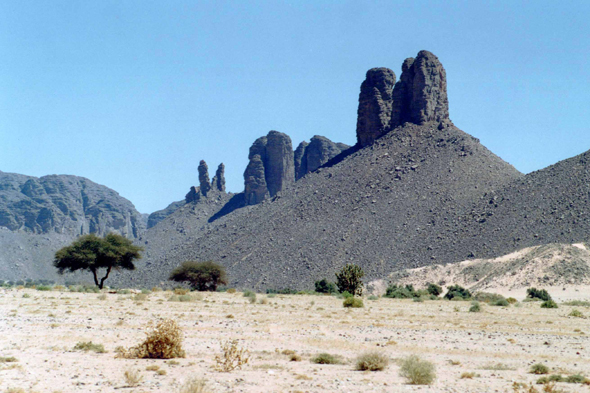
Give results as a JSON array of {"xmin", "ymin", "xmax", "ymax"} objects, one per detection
[{"xmin": 1, "ymin": 287, "xmax": 589, "ymax": 393}]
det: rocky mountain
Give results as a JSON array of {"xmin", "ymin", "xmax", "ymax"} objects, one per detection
[
  {"xmin": 0, "ymin": 171, "xmax": 146, "ymax": 281},
  {"xmin": 111, "ymin": 50, "xmax": 589, "ymax": 291},
  {"xmin": 0, "ymin": 172, "xmax": 145, "ymax": 238},
  {"xmin": 295, "ymin": 136, "xmax": 350, "ymax": 180}
]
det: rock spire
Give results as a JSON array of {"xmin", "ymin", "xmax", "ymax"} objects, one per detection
[{"xmin": 356, "ymin": 68, "xmax": 396, "ymax": 147}]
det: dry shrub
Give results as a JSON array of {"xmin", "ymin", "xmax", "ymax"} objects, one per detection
[
  {"xmin": 178, "ymin": 378, "xmax": 210, "ymax": 393},
  {"xmin": 355, "ymin": 351, "xmax": 389, "ymax": 371},
  {"xmin": 399, "ymin": 355, "xmax": 436, "ymax": 385},
  {"xmin": 214, "ymin": 339, "xmax": 249, "ymax": 372},
  {"xmin": 123, "ymin": 368, "xmax": 143, "ymax": 387},
  {"xmin": 117, "ymin": 319, "xmax": 185, "ymax": 359},
  {"xmin": 174, "ymin": 288, "xmax": 190, "ymax": 295}
]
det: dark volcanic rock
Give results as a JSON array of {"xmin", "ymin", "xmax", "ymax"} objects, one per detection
[
  {"xmin": 198, "ymin": 160, "xmax": 211, "ymax": 196},
  {"xmin": 212, "ymin": 163, "xmax": 226, "ymax": 192},
  {"xmin": 0, "ymin": 171, "xmax": 145, "ymax": 239},
  {"xmin": 390, "ymin": 50, "xmax": 451, "ymax": 129},
  {"xmin": 244, "ymin": 131, "xmax": 294, "ymax": 205},
  {"xmin": 356, "ymin": 68, "xmax": 396, "ymax": 147},
  {"xmin": 295, "ymin": 136, "xmax": 350, "ymax": 180},
  {"xmin": 294, "ymin": 141, "xmax": 309, "ymax": 181}
]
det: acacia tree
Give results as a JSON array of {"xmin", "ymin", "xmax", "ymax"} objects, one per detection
[
  {"xmin": 169, "ymin": 261, "xmax": 227, "ymax": 291},
  {"xmin": 54, "ymin": 233, "xmax": 143, "ymax": 289}
]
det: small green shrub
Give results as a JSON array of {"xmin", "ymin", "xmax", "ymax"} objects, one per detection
[
  {"xmin": 493, "ymin": 298, "xmax": 509, "ymax": 307},
  {"xmin": 384, "ymin": 284, "xmax": 417, "ymax": 299},
  {"xmin": 444, "ymin": 285, "xmax": 471, "ymax": 300},
  {"xmin": 527, "ymin": 288, "xmax": 552, "ymax": 301},
  {"xmin": 117, "ymin": 289, "xmax": 131, "ymax": 295},
  {"xmin": 563, "ymin": 300, "xmax": 590, "ymax": 307},
  {"xmin": 243, "ymin": 290, "xmax": 255, "ymax": 298},
  {"xmin": 340, "ymin": 291, "xmax": 353, "ymax": 299},
  {"xmin": 469, "ymin": 301, "xmax": 481, "ymax": 312},
  {"xmin": 355, "ymin": 351, "xmax": 389, "ymax": 371},
  {"xmin": 311, "ymin": 353, "xmax": 343, "ymax": 365},
  {"xmin": 22, "ymin": 293, "xmax": 31, "ymax": 298},
  {"xmin": 506, "ymin": 297, "xmax": 518, "ymax": 304},
  {"xmin": 36, "ymin": 285, "xmax": 52, "ymax": 291},
  {"xmin": 368, "ymin": 295, "xmax": 379, "ymax": 301},
  {"xmin": 568, "ymin": 309, "xmax": 585, "ymax": 318},
  {"xmin": 343, "ymin": 297, "xmax": 363, "ymax": 308},
  {"xmin": 399, "ymin": 355, "xmax": 436, "ymax": 385},
  {"xmin": 314, "ymin": 279, "xmax": 337, "ymax": 294},
  {"xmin": 73, "ymin": 341, "xmax": 106, "ymax": 353},
  {"xmin": 413, "ymin": 297, "xmax": 424, "ymax": 303},
  {"xmin": 564, "ymin": 374, "xmax": 586, "ymax": 383},
  {"xmin": 474, "ymin": 292, "xmax": 506, "ymax": 304},
  {"xmin": 541, "ymin": 300, "xmax": 558, "ymax": 309},
  {"xmin": 530, "ymin": 363, "xmax": 549, "ymax": 374}
]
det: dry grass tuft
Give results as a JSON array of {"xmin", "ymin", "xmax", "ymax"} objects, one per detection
[
  {"xmin": 214, "ymin": 339, "xmax": 249, "ymax": 372},
  {"xmin": 178, "ymin": 378, "xmax": 211, "ymax": 393},
  {"xmin": 399, "ymin": 355, "xmax": 436, "ymax": 385},
  {"xmin": 73, "ymin": 341, "xmax": 106, "ymax": 353},
  {"xmin": 123, "ymin": 368, "xmax": 143, "ymax": 387},
  {"xmin": 117, "ymin": 319, "xmax": 185, "ymax": 359}
]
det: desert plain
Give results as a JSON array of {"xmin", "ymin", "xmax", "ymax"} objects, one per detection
[{"xmin": 1, "ymin": 287, "xmax": 589, "ymax": 393}]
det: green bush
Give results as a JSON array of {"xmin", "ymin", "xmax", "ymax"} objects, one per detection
[
  {"xmin": 444, "ymin": 285, "xmax": 472, "ymax": 300},
  {"xmin": 343, "ymin": 297, "xmax": 364, "ymax": 308},
  {"xmin": 427, "ymin": 283, "xmax": 443, "ymax": 296},
  {"xmin": 473, "ymin": 292, "xmax": 505, "ymax": 304},
  {"xmin": 564, "ymin": 374, "xmax": 587, "ymax": 383},
  {"xmin": 36, "ymin": 285, "xmax": 52, "ymax": 291},
  {"xmin": 265, "ymin": 288, "xmax": 297, "ymax": 294},
  {"xmin": 493, "ymin": 299, "xmax": 509, "ymax": 307},
  {"xmin": 335, "ymin": 264, "xmax": 364, "ymax": 296},
  {"xmin": 399, "ymin": 355, "xmax": 436, "ymax": 385},
  {"xmin": 243, "ymin": 290, "xmax": 255, "ymax": 297},
  {"xmin": 314, "ymin": 279, "xmax": 337, "ymax": 294},
  {"xmin": 355, "ymin": 351, "xmax": 389, "ymax": 371},
  {"xmin": 169, "ymin": 260, "xmax": 227, "ymax": 291},
  {"xmin": 527, "ymin": 287, "xmax": 552, "ymax": 301},
  {"xmin": 469, "ymin": 301, "xmax": 481, "ymax": 312},
  {"xmin": 530, "ymin": 363, "xmax": 549, "ymax": 374},
  {"xmin": 311, "ymin": 353, "xmax": 343, "ymax": 364},
  {"xmin": 541, "ymin": 300, "xmax": 558, "ymax": 309},
  {"xmin": 384, "ymin": 284, "xmax": 416, "ymax": 299},
  {"xmin": 340, "ymin": 291, "xmax": 353, "ymax": 299},
  {"xmin": 568, "ymin": 309, "xmax": 585, "ymax": 318}
]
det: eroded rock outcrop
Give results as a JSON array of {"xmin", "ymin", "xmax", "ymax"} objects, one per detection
[
  {"xmin": 390, "ymin": 50, "xmax": 451, "ymax": 129},
  {"xmin": 295, "ymin": 136, "xmax": 350, "ymax": 180},
  {"xmin": 198, "ymin": 160, "xmax": 211, "ymax": 196},
  {"xmin": 212, "ymin": 163, "xmax": 226, "ymax": 192},
  {"xmin": 356, "ymin": 51, "xmax": 452, "ymax": 146},
  {"xmin": 244, "ymin": 131, "xmax": 294, "ymax": 205},
  {"xmin": 356, "ymin": 68, "xmax": 396, "ymax": 147}
]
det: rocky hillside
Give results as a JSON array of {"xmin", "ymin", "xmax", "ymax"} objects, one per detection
[{"xmin": 111, "ymin": 50, "xmax": 589, "ymax": 291}]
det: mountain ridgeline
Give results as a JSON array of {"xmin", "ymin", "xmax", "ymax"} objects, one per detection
[
  {"xmin": 110, "ymin": 50, "xmax": 590, "ymax": 290},
  {"xmin": 3, "ymin": 50, "xmax": 589, "ymax": 288}
]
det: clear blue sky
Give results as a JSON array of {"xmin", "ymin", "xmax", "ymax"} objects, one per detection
[{"xmin": 1, "ymin": 1, "xmax": 589, "ymax": 214}]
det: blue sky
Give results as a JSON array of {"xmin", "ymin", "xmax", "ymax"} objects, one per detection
[{"xmin": 1, "ymin": 1, "xmax": 589, "ymax": 213}]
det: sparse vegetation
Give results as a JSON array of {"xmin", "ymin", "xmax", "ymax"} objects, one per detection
[
  {"xmin": 117, "ymin": 319, "xmax": 185, "ymax": 359},
  {"xmin": 169, "ymin": 260, "xmax": 228, "ymax": 291},
  {"xmin": 568, "ymin": 309, "xmax": 584, "ymax": 318},
  {"xmin": 355, "ymin": 351, "xmax": 389, "ymax": 371},
  {"xmin": 530, "ymin": 363, "xmax": 549, "ymax": 374},
  {"xmin": 541, "ymin": 300, "xmax": 558, "ymax": 309},
  {"xmin": 314, "ymin": 278, "xmax": 337, "ymax": 294},
  {"xmin": 123, "ymin": 368, "xmax": 143, "ymax": 387},
  {"xmin": 312, "ymin": 353, "xmax": 343, "ymax": 365},
  {"xmin": 178, "ymin": 378, "xmax": 211, "ymax": 393},
  {"xmin": 427, "ymin": 283, "xmax": 443, "ymax": 296},
  {"xmin": 460, "ymin": 372, "xmax": 479, "ymax": 379},
  {"xmin": 0, "ymin": 356, "xmax": 18, "ymax": 363},
  {"xmin": 527, "ymin": 288, "xmax": 552, "ymax": 301},
  {"xmin": 343, "ymin": 297, "xmax": 363, "ymax": 308},
  {"xmin": 469, "ymin": 301, "xmax": 481, "ymax": 312},
  {"xmin": 335, "ymin": 264, "xmax": 364, "ymax": 296},
  {"xmin": 563, "ymin": 300, "xmax": 590, "ymax": 307},
  {"xmin": 214, "ymin": 339, "xmax": 249, "ymax": 372},
  {"xmin": 399, "ymin": 355, "xmax": 436, "ymax": 385},
  {"xmin": 73, "ymin": 341, "xmax": 106, "ymax": 353},
  {"xmin": 444, "ymin": 285, "xmax": 472, "ymax": 300}
]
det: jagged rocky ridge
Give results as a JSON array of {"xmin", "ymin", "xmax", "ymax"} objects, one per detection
[{"xmin": 111, "ymin": 50, "xmax": 590, "ymax": 290}]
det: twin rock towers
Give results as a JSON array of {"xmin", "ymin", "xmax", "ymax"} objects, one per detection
[{"xmin": 189, "ymin": 50, "xmax": 451, "ymax": 206}]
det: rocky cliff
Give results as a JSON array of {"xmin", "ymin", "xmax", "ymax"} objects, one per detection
[
  {"xmin": 0, "ymin": 171, "xmax": 145, "ymax": 239},
  {"xmin": 294, "ymin": 136, "xmax": 350, "ymax": 180}
]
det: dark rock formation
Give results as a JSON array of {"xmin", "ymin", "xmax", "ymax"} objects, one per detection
[
  {"xmin": 390, "ymin": 50, "xmax": 451, "ymax": 129},
  {"xmin": 184, "ymin": 186, "xmax": 200, "ymax": 203},
  {"xmin": 212, "ymin": 163, "xmax": 226, "ymax": 192},
  {"xmin": 147, "ymin": 200, "xmax": 184, "ymax": 229},
  {"xmin": 244, "ymin": 154, "xmax": 269, "ymax": 205},
  {"xmin": 294, "ymin": 141, "xmax": 309, "ymax": 181},
  {"xmin": 356, "ymin": 68, "xmax": 396, "ymax": 147},
  {"xmin": 198, "ymin": 160, "xmax": 211, "ymax": 196},
  {"xmin": 0, "ymin": 171, "xmax": 145, "ymax": 239},
  {"xmin": 244, "ymin": 131, "xmax": 294, "ymax": 205},
  {"xmin": 295, "ymin": 136, "xmax": 350, "ymax": 180}
]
